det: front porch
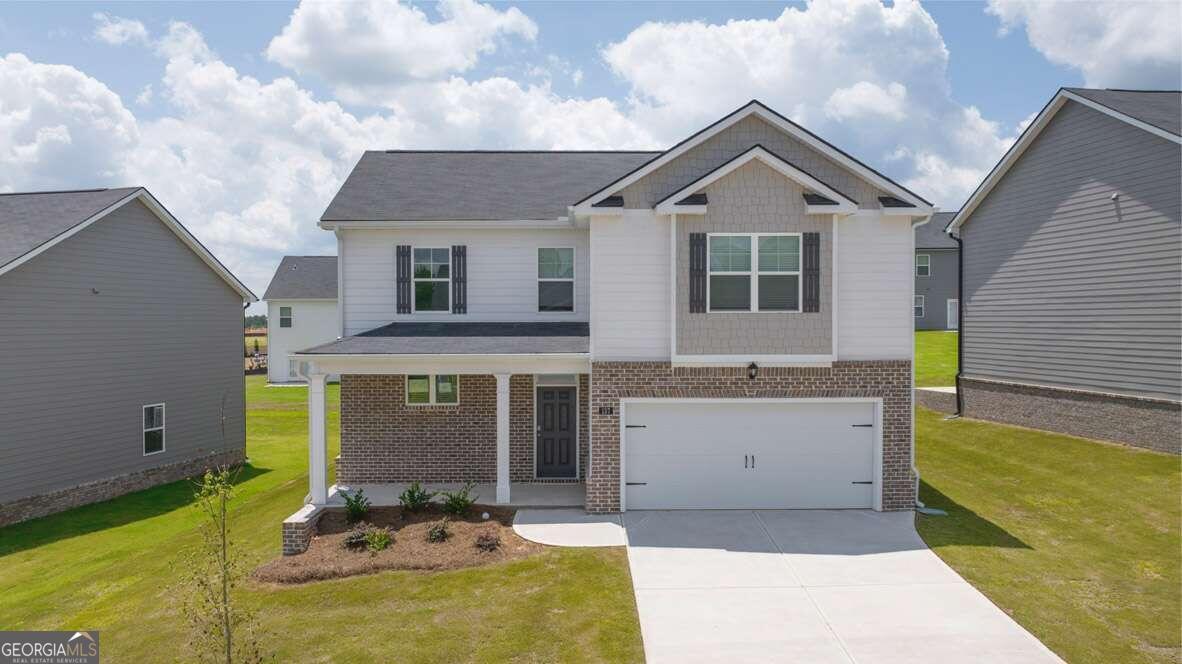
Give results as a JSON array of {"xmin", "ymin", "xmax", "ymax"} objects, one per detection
[{"xmin": 328, "ymin": 482, "xmax": 585, "ymax": 509}]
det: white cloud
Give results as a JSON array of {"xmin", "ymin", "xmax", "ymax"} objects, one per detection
[
  {"xmin": 135, "ymin": 84, "xmax": 153, "ymax": 106},
  {"xmin": 265, "ymin": 0, "xmax": 537, "ymax": 101},
  {"xmin": 825, "ymin": 81, "xmax": 908, "ymax": 122},
  {"xmin": 92, "ymin": 13, "xmax": 149, "ymax": 45},
  {"xmin": 986, "ymin": 0, "xmax": 1182, "ymax": 88}
]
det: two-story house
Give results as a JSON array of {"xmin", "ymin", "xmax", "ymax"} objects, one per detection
[
  {"xmin": 282, "ymin": 101, "xmax": 934, "ymax": 554},
  {"xmin": 263, "ymin": 255, "xmax": 339, "ymax": 384},
  {"xmin": 914, "ymin": 211, "xmax": 959, "ymax": 330}
]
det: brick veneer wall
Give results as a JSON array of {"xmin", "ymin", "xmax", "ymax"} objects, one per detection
[
  {"xmin": 961, "ymin": 377, "xmax": 1181, "ymax": 454},
  {"xmin": 587, "ymin": 361, "xmax": 913, "ymax": 513},
  {"xmin": 0, "ymin": 448, "xmax": 244, "ymax": 528}
]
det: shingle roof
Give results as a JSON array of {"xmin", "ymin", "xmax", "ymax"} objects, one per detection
[
  {"xmin": 263, "ymin": 256, "xmax": 338, "ymax": 300},
  {"xmin": 320, "ymin": 151, "xmax": 660, "ymax": 222},
  {"xmin": 1065, "ymin": 88, "xmax": 1181, "ymax": 136},
  {"xmin": 916, "ymin": 212, "xmax": 958, "ymax": 249},
  {"xmin": 297, "ymin": 321, "xmax": 589, "ymax": 355},
  {"xmin": 0, "ymin": 187, "xmax": 142, "ymax": 270}
]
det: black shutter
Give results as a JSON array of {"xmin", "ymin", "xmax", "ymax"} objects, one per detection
[
  {"xmin": 451, "ymin": 245, "xmax": 467, "ymax": 314},
  {"xmin": 802, "ymin": 232, "xmax": 821, "ymax": 313},
  {"xmin": 396, "ymin": 245, "xmax": 411, "ymax": 314},
  {"xmin": 689, "ymin": 232, "xmax": 707, "ymax": 313}
]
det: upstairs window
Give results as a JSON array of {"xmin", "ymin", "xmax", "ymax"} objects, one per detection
[
  {"xmin": 538, "ymin": 248, "xmax": 575, "ymax": 312},
  {"xmin": 914, "ymin": 295, "xmax": 925, "ymax": 318},
  {"xmin": 915, "ymin": 254, "xmax": 931, "ymax": 277},
  {"xmin": 406, "ymin": 374, "xmax": 460, "ymax": 405},
  {"xmin": 708, "ymin": 233, "xmax": 800, "ymax": 312},
  {"xmin": 279, "ymin": 306, "xmax": 293, "ymax": 328},
  {"xmin": 413, "ymin": 248, "xmax": 451, "ymax": 312},
  {"xmin": 143, "ymin": 403, "xmax": 165, "ymax": 455}
]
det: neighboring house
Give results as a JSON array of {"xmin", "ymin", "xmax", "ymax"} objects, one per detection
[
  {"xmin": 0, "ymin": 188, "xmax": 256, "ymax": 527},
  {"xmin": 282, "ymin": 100, "xmax": 935, "ymax": 553},
  {"xmin": 948, "ymin": 88, "xmax": 1181, "ymax": 453},
  {"xmin": 914, "ymin": 211, "xmax": 959, "ymax": 330},
  {"xmin": 263, "ymin": 256, "xmax": 338, "ymax": 384}
]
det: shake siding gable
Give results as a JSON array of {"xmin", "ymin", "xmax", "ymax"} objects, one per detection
[
  {"xmin": 961, "ymin": 99, "xmax": 1182, "ymax": 401},
  {"xmin": 0, "ymin": 199, "xmax": 246, "ymax": 504}
]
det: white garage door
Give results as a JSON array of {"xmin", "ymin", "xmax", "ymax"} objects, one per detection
[{"xmin": 623, "ymin": 400, "xmax": 877, "ymax": 510}]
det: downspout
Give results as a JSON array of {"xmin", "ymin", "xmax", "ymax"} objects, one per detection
[
  {"xmin": 948, "ymin": 229, "xmax": 964, "ymax": 418},
  {"xmin": 911, "ymin": 213, "xmax": 934, "ymax": 509},
  {"xmin": 242, "ymin": 301, "xmax": 251, "ymax": 465}
]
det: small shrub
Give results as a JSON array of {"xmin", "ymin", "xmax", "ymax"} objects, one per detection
[
  {"xmin": 365, "ymin": 528, "xmax": 392, "ymax": 554},
  {"xmin": 474, "ymin": 532, "xmax": 500, "ymax": 553},
  {"xmin": 341, "ymin": 522, "xmax": 371, "ymax": 550},
  {"xmin": 343, "ymin": 489, "xmax": 370, "ymax": 524},
  {"xmin": 398, "ymin": 481, "xmax": 436, "ymax": 512},
  {"xmin": 440, "ymin": 482, "xmax": 478, "ymax": 516},
  {"xmin": 426, "ymin": 517, "xmax": 450, "ymax": 543}
]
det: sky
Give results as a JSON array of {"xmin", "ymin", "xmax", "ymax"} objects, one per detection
[{"xmin": 1, "ymin": 0, "xmax": 1179, "ymax": 311}]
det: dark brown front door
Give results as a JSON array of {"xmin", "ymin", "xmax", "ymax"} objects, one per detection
[{"xmin": 536, "ymin": 387, "xmax": 577, "ymax": 478}]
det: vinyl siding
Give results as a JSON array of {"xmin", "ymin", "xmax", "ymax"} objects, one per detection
[
  {"xmin": 589, "ymin": 210, "xmax": 671, "ymax": 360},
  {"xmin": 341, "ymin": 228, "xmax": 589, "ymax": 335},
  {"xmin": 267, "ymin": 299, "xmax": 338, "ymax": 382},
  {"xmin": 0, "ymin": 200, "xmax": 246, "ymax": 503},
  {"xmin": 835, "ymin": 211, "xmax": 914, "ymax": 360},
  {"xmin": 961, "ymin": 99, "xmax": 1182, "ymax": 401},
  {"xmin": 914, "ymin": 249, "xmax": 959, "ymax": 330}
]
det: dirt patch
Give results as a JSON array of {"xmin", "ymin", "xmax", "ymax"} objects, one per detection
[{"xmin": 254, "ymin": 504, "xmax": 543, "ymax": 584}]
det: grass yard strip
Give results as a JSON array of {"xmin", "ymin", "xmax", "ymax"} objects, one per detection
[
  {"xmin": 0, "ymin": 376, "xmax": 643, "ymax": 663},
  {"xmin": 915, "ymin": 406, "xmax": 1181, "ymax": 664},
  {"xmin": 914, "ymin": 330, "xmax": 958, "ymax": 387}
]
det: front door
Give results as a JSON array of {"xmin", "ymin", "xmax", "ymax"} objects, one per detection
[{"xmin": 536, "ymin": 387, "xmax": 577, "ymax": 478}]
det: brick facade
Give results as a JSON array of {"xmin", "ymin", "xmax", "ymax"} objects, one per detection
[
  {"xmin": 0, "ymin": 448, "xmax": 244, "ymax": 528},
  {"xmin": 587, "ymin": 361, "xmax": 914, "ymax": 513}
]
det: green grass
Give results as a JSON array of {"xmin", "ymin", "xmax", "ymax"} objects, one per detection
[
  {"xmin": 915, "ymin": 407, "xmax": 1181, "ymax": 664},
  {"xmin": 915, "ymin": 330, "xmax": 958, "ymax": 387},
  {"xmin": 0, "ymin": 376, "xmax": 643, "ymax": 663}
]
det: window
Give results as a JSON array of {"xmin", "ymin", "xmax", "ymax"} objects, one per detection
[
  {"xmin": 914, "ymin": 295, "xmax": 925, "ymax": 318},
  {"xmin": 143, "ymin": 403, "xmax": 165, "ymax": 455},
  {"xmin": 413, "ymin": 248, "xmax": 451, "ymax": 312},
  {"xmin": 538, "ymin": 248, "xmax": 575, "ymax": 312},
  {"xmin": 708, "ymin": 233, "xmax": 800, "ymax": 312},
  {"xmin": 279, "ymin": 306, "xmax": 293, "ymax": 328},
  {"xmin": 406, "ymin": 374, "xmax": 460, "ymax": 405},
  {"xmin": 915, "ymin": 254, "xmax": 930, "ymax": 278}
]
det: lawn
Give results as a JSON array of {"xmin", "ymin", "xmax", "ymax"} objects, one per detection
[
  {"xmin": 915, "ymin": 330, "xmax": 957, "ymax": 387},
  {"xmin": 915, "ymin": 406, "xmax": 1181, "ymax": 664},
  {"xmin": 0, "ymin": 376, "xmax": 643, "ymax": 663}
]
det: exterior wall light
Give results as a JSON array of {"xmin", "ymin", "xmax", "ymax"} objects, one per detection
[{"xmin": 747, "ymin": 362, "xmax": 759, "ymax": 380}]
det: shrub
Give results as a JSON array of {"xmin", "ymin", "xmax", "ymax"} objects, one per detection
[
  {"xmin": 426, "ymin": 517, "xmax": 450, "ymax": 543},
  {"xmin": 365, "ymin": 528, "xmax": 392, "ymax": 554},
  {"xmin": 440, "ymin": 482, "xmax": 478, "ymax": 516},
  {"xmin": 398, "ymin": 481, "xmax": 436, "ymax": 513},
  {"xmin": 474, "ymin": 532, "xmax": 500, "ymax": 553},
  {"xmin": 341, "ymin": 523, "xmax": 371, "ymax": 550},
  {"xmin": 343, "ymin": 489, "xmax": 370, "ymax": 524}
]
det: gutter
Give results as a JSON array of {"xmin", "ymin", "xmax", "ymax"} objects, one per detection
[
  {"xmin": 910, "ymin": 213, "xmax": 934, "ymax": 509},
  {"xmin": 949, "ymin": 228, "xmax": 964, "ymax": 417}
]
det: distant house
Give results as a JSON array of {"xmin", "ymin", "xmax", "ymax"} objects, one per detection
[
  {"xmin": 914, "ymin": 211, "xmax": 958, "ymax": 330},
  {"xmin": 262, "ymin": 256, "xmax": 338, "ymax": 383},
  {"xmin": 948, "ymin": 88, "xmax": 1181, "ymax": 453},
  {"xmin": 0, "ymin": 188, "xmax": 256, "ymax": 526}
]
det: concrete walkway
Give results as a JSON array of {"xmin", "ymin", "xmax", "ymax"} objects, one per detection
[
  {"xmin": 623, "ymin": 510, "xmax": 1063, "ymax": 664},
  {"xmin": 512, "ymin": 508, "xmax": 625, "ymax": 547}
]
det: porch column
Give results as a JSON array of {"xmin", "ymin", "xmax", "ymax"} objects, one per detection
[
  {"xmin": 495, "ymin": 373, "xmax": 511, "ymax": 504},
  {"xmin": 307, "ymin": 372, "xmax": 328, "ymax": 505}
]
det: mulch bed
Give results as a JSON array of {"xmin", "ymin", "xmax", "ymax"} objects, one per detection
[{"xmin": 253, "ymin": 504, "xmax": 544, "ymax": 584}]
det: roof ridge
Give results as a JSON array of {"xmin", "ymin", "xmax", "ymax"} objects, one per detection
[
  {"xmin": 0, "ymin": 187, "xmax": 127, "ymax": 197},
  {"xmin": 1067, "ymin": 87, "xmax": 1182, "ymax": 94},
  {"xmin": 376, "ymin": 149, "xmax": 663, "ymax": 154}
]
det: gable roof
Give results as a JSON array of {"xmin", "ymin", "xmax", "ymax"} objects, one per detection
[
  {"xmin": 320, "ymin": 151, "xmax": 659, "ymax": 223},
  {"xmin": 572, "ymin": 99, "xmax": 933, "ymax": 214},
  {"xmin": 950, "ymin": 88, "xmax": 1182, "ymax": 232},
  {"xmin": 264, "ymin": 256, "xmax": 338, "ymax": 300},
  {"xmin": 0, "ymin": 187, "xmax": 256, "ymax": 301},
  {"xmin": 915, "ymin": 212, "xmax": 958, "ymax": 249}
]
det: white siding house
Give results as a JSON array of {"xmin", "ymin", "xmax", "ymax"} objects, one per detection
[{"xmin": 263, "ymin": 256, "xmax": 339, "ymax": 383}]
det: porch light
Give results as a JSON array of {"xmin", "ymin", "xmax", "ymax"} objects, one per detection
[{"xmin": 747, "ymin": 362, "xmax": 759, "ymax": 380}]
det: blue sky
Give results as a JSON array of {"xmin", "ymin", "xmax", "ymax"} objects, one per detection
[{"xmin": 1, "ymin": 1, "xmax": 1178, "ymax": 308}]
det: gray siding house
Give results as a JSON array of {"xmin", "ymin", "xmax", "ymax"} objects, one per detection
[
  {"xmin": 914, "ymin": 211, "xmax": 959, "ymax": 330},
  {"xmin": 948, "ymin": 88, "xmax": 1181, "ymax": 453},
  {"xmin": 0, "ymin": 188, "xmax": 256, "ymax": 526}
]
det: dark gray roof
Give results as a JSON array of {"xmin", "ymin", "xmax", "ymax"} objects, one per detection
[
  {"xmin": 297, "ymin": 321, "xmax": 589, "ymax": 355},
  {"xmin": 321, "ymin": 151, "xmax": 660, "ymax": 222},
  {"xmin": 263, "ymin": 256, "xmax": 338, "ymax": 300},
  {"xmin": 878, "ymin": 196, "xmax": 916, "ymax": 208},
  {"xmin": 0, "ymin": 187, "xmax": 142, "ymax": 270},
  {"xmin": 803, "ymin": 193, "xmax": 837, "ymax": 206},
  {"xmin": 916, "ymin": 212, "xmax": 958, "ymax": 249},
  {"xmin": 1065, "ymin": 88, "xmax": 1181, "ymax": 136}
]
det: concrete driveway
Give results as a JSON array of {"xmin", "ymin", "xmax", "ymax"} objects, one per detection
[{"xmin": 624, "ymin": 510, "xmax": 1062, "ymax": 664}]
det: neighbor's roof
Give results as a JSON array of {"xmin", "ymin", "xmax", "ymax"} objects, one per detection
[
  {"xmin": 263, "ymin": 255, "xmax": 337, "ymax": 300},
  {"xmin": 320, "ymin": 151, "xmax": 660, "ymax": 222},
  {"xmin": 296, "ymin": 321, "xmax": 589, "ymax": 355},
  {"xmin": 916, "ymin": 212, "xmax": 958, "ymax": 249},
  {"xmin": 1064, "ymin": 88, "xmax": 1181, "ymax": 137}
]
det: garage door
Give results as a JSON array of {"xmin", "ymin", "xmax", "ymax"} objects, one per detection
[{"xmin": 623, "ymin": 400, "xmax": 877, "ymax": 510}]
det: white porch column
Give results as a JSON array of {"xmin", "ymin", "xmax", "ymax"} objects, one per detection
[
  {"xmin": 495, "ymin": 373, "xmax": 511, "ymax": 504},
  {"xmin": 307, "ymin": 372, "xmax": 328, "ymax": 506}
]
